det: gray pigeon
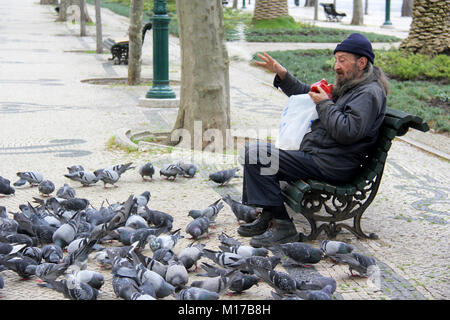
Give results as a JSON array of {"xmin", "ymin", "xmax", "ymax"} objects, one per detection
[
  {"xmin": 35, "ymin": 258, "xmax": 72, "ymax": 282},
  {"xmin": 178, "ymin": 243, "xmax": 205, "ymax": 271},
  {"xmin": 208, "ymin": 167, "xmax": 239, "ymax": 185},
  {"xmin": 228, "ymin": 272, "xmax": 259, "ymax": 295},
  {"xmin": 0, "ymin": 243, "xmax": 26, "ymax": 255},
  {"xmin": 196, "ymin": 262, "xmax": 229, "ymax": 278},
  {"xmin": 152, "ymin": 248, "xmax": 175, "ymax": 265},
  {"xmin": 222, "ymin": 194, "xmax": 259, "ymax": 224},
  {"xmin": 135, "ymin": 263, "xmax": 175, "ymax": 298},
  {"xmin": 270, "ymin": 291, "xmax": 303, "ymax": 300},
  {"xmin": 175, "ymin": 286, "xmax": 219, "ymax": 300},
  {"xmin": 67, "ymin": 165, "xmax": 84, "ymax": 174},
  {"xmin": 94, "ymin": 162, "xmax": 135, "ymax": 177},
  {"xmin": 188, "ymin": 199, "xmax": 224, "ymax": 227},
  {"xmin": 64, "ymin": 170, "xmax": 99, "ymax": 187},
  {"xmin": 138, "ymin": 162, "xmax": 155, "ymax": 181},
  {"xmin": 295, "ymin": 284, "xmax": 333, "ymax": 300},
  {"xmin": 202, "ymin": 248, "xmax": 246, "ymax": 269},
  {"xmin": 0, "ymin": 176, "xmax": 15, "ymax": 196},
  {"xmin": 56, "ymin": 183, "xmax": 76, "ymax": 199},
  {"xmin": 52, "ymin": 212, "xmax": 81, "ymax": 248},
  {"xmin": 41, "ymin": 244, "xmax": 64, "ymax": 263},
  {"xmin": 72, "ymin": 269, "xmax": 105, "ymax": 290},
  {"xmin": 296, "ymin": 276, "xmax": 337, "ymax": 293},
  {"xmin": 258, "ymin": 269, "xmax": 297, "ymax": 295},
  {"xmin": 96, "ymin": 168, "xmax": 120, "ymax": 188},
  {"xmin": 165, "ymin": 257, "xmax": 189, "ymax": 289},
  {"xmin": 131, "ymin": 248, "xmax": 167, "ymax": 278},
  {"xmin": 240, "ymin": 255, "xmax": 281, "ymax": 278},
  {"xmin": 320, "ymin": 240, "xmax": 354, "ymax": 256},
  {"xmin": 125, "ymin": 215, "xmax": 149, "ymax": 230},
  {"xmin": 145, "ymin": 207, "xmax": 174, "ymax": 230},
  {"xmin": 38, "ymin": 180, "xmax": 55, "ymax": 197},
  {"xmin": 106, "ymin": 195, "xmax": 135, "ymax": 231},
  {"xmin": 131, "ymin": 191, "xmax": 151, "ymax": 213},
  {"xmin": 0, "ymin": 253, "xmax": 38, "ymax": 279},
  {"xmin": 159, "ymin": 164, "xmax": 184, "ymax": 180},
  {"xmin": 177, "ymin": 162, "xmax": 197, "ymax": 178},
  {"xmin": 330, "ymin": 252, "xmax": 377, "ymax": 277},
  {"xmin": 185, "ymin": 216, "xmax": 210, "ymax": 240},
  {"xmin": 14, "ymin": 171, "xmax": 43, "ymax": 187},
  {"xmin": 39, "ymin": 274, "xmax": 99, "ymax": 300},
  {"xmin": 269, "ymin": 242, "xmax": 323, "ymax": 267},
  {"xmin": 191, "ymin": 270, "xmax": 239, "ymax": 294},
  {"xmin": 217, "ymin": 232, "xmax": 241, "ymax": 247},
  {"xmin": 148, "ymin": 228, "xmax": 183, "ymax": 252},
  {"xmin": 21, "ymin": 246, "xmax": 42, "ymax": 264},
  {"xmin": 219, "ymin": 243, "xmax": 268, "ymax": 258}
]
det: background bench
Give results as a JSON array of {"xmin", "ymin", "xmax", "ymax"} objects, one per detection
[
  {"xmin": 281, "ymin": 107, "xmax": 429, "ymax": 241},
  {"xmin": 103, "ymin": 22, "xmax": 152, "ymax": 65},
  {"xmin": 320, "ymin": 3, "xmax": 347, "ymax": 22}
]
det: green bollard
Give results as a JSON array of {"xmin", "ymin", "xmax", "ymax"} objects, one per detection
[
  {"xmin": 146, "ymin": 0, "xmax": 176, "ymax": 99},
  {"xmin": 382, "ymin": 0, "xmax": 392, "ymax": 26},
  {"xmin": 242, "ymin": 0, "xmax": 246, "ymax": 9}
]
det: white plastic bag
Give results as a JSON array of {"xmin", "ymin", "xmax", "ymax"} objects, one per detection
[{"xmin": 275, "ymin": 93, "xmax": 318, "ymax": 150}]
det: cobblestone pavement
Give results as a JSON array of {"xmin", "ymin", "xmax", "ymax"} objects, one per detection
[{"xmin": 0, "ymin": 0, "xmax": 448, "ymax": 301}]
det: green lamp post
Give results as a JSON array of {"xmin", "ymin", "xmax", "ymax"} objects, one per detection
[
  {"xmin": 146, "ymin": 0, "xmax": 176, "ymax": 99},
  {"xmin": 382, "ymin": 0, "xmax": 392, "ymax": 26},
  {"xmin": 242, "ymin": 0, "xmax": 246, "ymax": 9}
]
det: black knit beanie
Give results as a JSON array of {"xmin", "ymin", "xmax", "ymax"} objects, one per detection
[{"xmin": 334, "ymin": 33, "xmax": 375, "ymax": 64}]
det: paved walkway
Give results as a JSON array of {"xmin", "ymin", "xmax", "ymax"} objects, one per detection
[{"xmin": 0, "ymin": 0, "xmax": 449, "ymax": 301}]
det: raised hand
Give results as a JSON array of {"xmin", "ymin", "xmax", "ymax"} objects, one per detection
[{"xmin": 253, "ymin": 52, "xmax": 287, "ymax": 79}]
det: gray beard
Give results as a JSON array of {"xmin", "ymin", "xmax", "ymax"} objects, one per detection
[{"xmin": 332, "ymin": 63, "xmax": 374, "ymax": 98}]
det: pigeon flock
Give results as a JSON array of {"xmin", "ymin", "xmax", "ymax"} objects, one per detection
[{"xmin": 0, "ymin": 161, "xmax": 378, "ymax": 300}]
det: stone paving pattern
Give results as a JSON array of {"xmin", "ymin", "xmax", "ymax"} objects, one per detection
[{"xmin": 0, "ymin": 1, "xmax": 448, "ymax": 301}]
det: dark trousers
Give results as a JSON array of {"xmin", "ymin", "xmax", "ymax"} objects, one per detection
[{"xmin": 240, "ymin": 142, "xmax": 334, "ymax": 219}]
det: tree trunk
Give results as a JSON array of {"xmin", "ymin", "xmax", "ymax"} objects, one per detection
[
  {"xmin": 128, "ymin": 0, "xmax": 144, "ymax": 85},
  {"xmin": 80, "ymin": 0, "xmax": 86, "ymax": 36},
  {"xmin": 253, "ymin": 0, "xmax": 289, "ymax": 21},
  {"xmin": 95, "ymin": 0, "xmax": 103, "ymax": 53},
  {"xmin": 351, "ymin": 0, "xmax": 364, "ymax": 25},
  {"xmin": 233, "ymin": 0, "xmax": 238, "ymax": 9},
  {"xmin": 364, "ymin": 0, "xmax": 368, "ymax": 15},
  {"xmin": 40, "ymin": 0, "xmax": 58, "ymax": 4},
  {"xmin": 171, "ymin": 0, "xmax": 230, "ymax": 151},
  {"xmin": 304, "ymin": 0, "xmax": 315, "ymax": 7},
  {"xmin": 400, "ymin": 0, "xmax": 450, "ymax": 55},
  {"xmin": 401, "ymin": 0, "xmax": 414, "ymax": 17}
]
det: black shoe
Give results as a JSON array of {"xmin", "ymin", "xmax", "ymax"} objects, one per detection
[
  {"xmin": 250, "ymin": 218, "xmax": 298, "ymax": 248},
  {"xmin": 237, "ymin": 209, "xmax": 272, "ymax": 237}
]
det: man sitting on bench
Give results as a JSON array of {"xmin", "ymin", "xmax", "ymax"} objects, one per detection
[{"xmin": 239, "ymin": 33, "xmax": 390, "ymax": 247}]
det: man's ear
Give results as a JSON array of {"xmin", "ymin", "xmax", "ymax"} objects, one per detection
[{"xmin": 357, "ymin": 56, "xmax": 368, "ymax": 70}]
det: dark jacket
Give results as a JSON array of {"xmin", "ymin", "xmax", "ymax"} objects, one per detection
[{"xmin": 274, "ymin": 70, "xmax": 386, "ymax": 182}]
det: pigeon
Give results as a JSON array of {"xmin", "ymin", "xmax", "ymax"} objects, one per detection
[
  {"xmin": 208, "ymin": 167, "xmax": 239, "ymax": 185},
  {"xmin": 178, "ymin": 243, "xmax": 205, "ymax": 271},
  {"xmin": 185, "ymin": 216, "xmax": 210, "ymax": 240},
  {"xmin": 35, "ymin": 257, "xmax": 73, "ymax": 282},
  {"xmin": 72, "ymin": 268, "xmax": 105, "ymax": 290},
  {"xmin": 269, "ymin": 242, "xmax": 323, "ymax": 267},
  {"xmin": 0, "ymin": 209, "xmax": 19, "ymax": 233},
  {"xmin": 125, "ymin": 215, "xmax": 149, "ymax": 230},
  {"xmin": 39, "ymin": 274, "xmax": 99, "ymax": 300},
  {"xmin": 21, "ymin": 246, "xmax": 42, "ymax": 264},
  {"xmin": 56, "ymin": 183, "xmax": 76, "ymax": 200},
  {"xmin": 148, "ymin": 229, "xmax": 183, "ymax": 252},
  {"xmin": 112, "ymin": 276, "xmax": 143, "ymax": 300},
  {"xmin": 145, "ymin": 207, "xmax": 173, "ymax": 230},
  {"xmin": 218, "ymin": 232, "xmax": 241, "ymax": 247},
  {"xmin": 12, "ymin": 212, "xmax": 35, "ymax": 236},
  {"xmin": 240, "ymin": 255, "xmax": 281, "ymax": 278},
  {"xmin": 152, "ymin": 248, "xmax": 175, "ymax": 265},
  {"xmin": 131, "ymin": 248, "xmax": 167, "ymax": 278},
  {"xmin": 59, "ymin": 198, "xmax": 90, "ymax": 212},
  {"xmin": 159, "ymin": 164, "xmax": 184, "ymax": 180},
  {"xmin": 67, "ymin": 165, "xmax": 85, "ymax": 174},
  {"xmin": 52, "ymin": 211, "xmax": 82, "ymax": 248},
  {"xmin": 296, "ymin": 276, "xmax": 337, "ymax": 293},
  {"xmin": 131, "ymin": 191, "xmax": 151, "ymax": 213},
  {"xmin": 196, "ymin": 262, "xmax": 229, "ymax": 277},
  {"xmin": 191, "ymin": 270, "xmax": 239, "ymax": 294},
  {"xmin": 0, "ymin": 243, "xmax": 26, "ymax": 255},
  {"xmin": 135, "ymin": 263, "xmax": 175, "ymax": 298},
  {"xmin": 177, "ymin": 162, "xmax": 197, "ymax": 178},
  {"xmin": 107, "ymin": 162, "xmax": 135, "ymax": 175},
  {"xmin": 202, "ymin": 248, "xmax": 245, "ymax": 269},
  {"xmin": 270, "ymin": 291, "xmax": 303, "ymax": 300},
  {"xmin": 129, "ymin": 227, "xmax": 166, "ymax": 249},
  {"xmin": 228, "ymin": 272, "xmax": 259, "ymax": 295},
  {"xmin": 218, "ymin": 243, "xmax": 268, "ymax": 258},
  {"xmin": 138, "ymin": 162, "xmax": 155, "ymax": 181},
  {"xmin": 106, "ymin": 195, "xmax": 135, "ymax": 231},
  {"xmin": 41, "ymin": 244, "xmax": 64, "ymax": 263},
  {"xmin": 174, "ymin": 286, "xmax": 219, "ymax": 300},
  {"xmin": 13, "ymin": 171, "xmax": 43, "ymax": 187},
  {"xmin": 330, "ymin": 252, "xmax": 377, "ymax": 277},
  {"xmin": 165, "ymin": 257, "xmax": 189, "ymax": 289},
  {"xmin": 188, "ymin": 199, "xmax": 224, "ymax": 227},
  {"xmin": 258, "ymin": 269, "xmax": 297, "ymax": 295},
  {"xmin": 222, "ymin": 194, "xmax": 259, "ymax": 224},
  {"xmin": 64, "ymin": 170, "xmax": 99, "ymax": 187},
  {"xmin": 38, "ymin": 180, "xmax": 55, "ymax": 197},
  {"xmin": 96, "ymin": 168, "xmax": 120, "ymax": 188},
  {"xmin": 0, "ymin": 176, "xmax": 15, "ymax": 196},
  {"xmin": 0, "ymin": 232, "xmax": 36, "ymax": 247},
  {"xmin": 295, "ymin": 284, "xmax": 333, "ymax": 300},
  {"xmin": 0, "ymin": 253, "xmax": 38, "ymax": 279},
  {"xmin": 320, "ymin": 240, "xmax": 355, "ymax": 256}
]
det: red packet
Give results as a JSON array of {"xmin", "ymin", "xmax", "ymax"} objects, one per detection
[{"xmin": 310, "ymin": 79, "xmax": 334, "ymax": 99}]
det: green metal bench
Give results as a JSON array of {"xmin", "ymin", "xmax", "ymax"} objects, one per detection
[{"xmin": 281, "ymin": 107, "xmax": 430, "ymax": 241}]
